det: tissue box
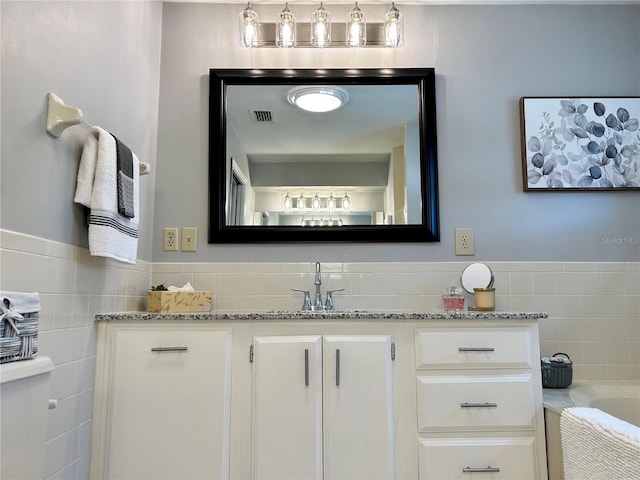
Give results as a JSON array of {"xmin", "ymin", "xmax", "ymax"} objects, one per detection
[{"xmin": 148, "ymin": 291, "xmax": 212, "ymax": 313}]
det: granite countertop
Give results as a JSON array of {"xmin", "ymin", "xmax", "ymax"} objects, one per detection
[{"xmin": 96, "ymin": 310, "xmax": 548, "ymax": 322}]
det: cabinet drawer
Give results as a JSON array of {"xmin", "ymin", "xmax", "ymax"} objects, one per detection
[
  {"xmin": 417, "ymin": 374, "xmax": 535, "ymax": 431},
  {"xmin": 415, "ymin": 328, "xmax": 532, "ymax": 368},
  {"xmin": 419, "ymin": 437, "xmax": 537, "ymax": 480}
]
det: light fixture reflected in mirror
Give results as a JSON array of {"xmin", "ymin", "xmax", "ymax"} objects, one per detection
[
  {"xmin": 327, "ymin": 193, "xmax": 336, "ymax": 213},
  {"xmin": 239, "ymin": 2, "xmax": 260, "ymax": 47},
  {"xmin": 276, "ymin": 3, "xmax": 296, "ymax": 48},
  {"xmin": 342, "ymin": 192, "xmax": 352, "ymax": 211},
  {"xmin": 283, "ymin": 193, "xmax": 292, "ymax": 210},
  {"xmin": 284, "ymin": 193, "xmax": 354, "ymax": 212},
  {"xmin": 311, "ymin": 193, "xmax": 321, "ymax": 211},
  {"xmin": 287, "ymin": 86, "xmax": 349, "ymax": 113},
  {"xmin": 384, "ymin": 2, "xmax": 403, "ymax": 47},
  {"xmin": 346, "ymin": 3, "xmax": 366, "ymax": 47},
  {"xmin": 311, "ymin": 2, "xmax": 331, "ymax": 47}
]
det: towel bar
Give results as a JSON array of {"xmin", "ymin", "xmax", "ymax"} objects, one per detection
[{"xmin": 45, "ymin": 92, "xmax": 150, "ymax": 175}]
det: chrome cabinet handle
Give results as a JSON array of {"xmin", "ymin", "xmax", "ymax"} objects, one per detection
[
  {"xmin": 463, "ymin": 467, "xmax": 500, "ymax": 473},
  {"xmin": 461, "ymin": 402, "xmax": 498, "ymax": 408},
  {"xmin": 336, "ymin": 348, "xmax": 340, "ymax": 386},
  {"xmin": 305, "ymin": 349, "xmax": 309, "ymax": 386},
  {"xmin": 458, "ymin": 347, "xmax": 495, "ymax": 352},
  {"xmin": 150, "ymin": 346, "xmax": 188, "ymax": 352}
]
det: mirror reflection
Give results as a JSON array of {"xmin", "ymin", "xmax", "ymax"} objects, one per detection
[
  {"xmin": 225, "ymin": 83, "xmax": 421, "ymax": 227},
  {"xmin": 209, "ymin": 68, "xmax": 439, "ymax": 243}
]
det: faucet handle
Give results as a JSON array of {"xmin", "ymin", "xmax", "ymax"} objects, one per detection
[
  {"xmin": 324, "ymin": 289, "xmax": 345, "ymax": 311},
  {"xmin": 292, "ymin": 289, "xmax": 312, "ymax": 311}
]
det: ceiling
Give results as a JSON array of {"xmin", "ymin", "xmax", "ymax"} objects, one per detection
[
  {"xmin": 226, "ymin": 83, "xmax": 418, "ymax": 158},
  {"xmin": 166, "ymin": 0, "xmax": 639, "ymax": 4}
]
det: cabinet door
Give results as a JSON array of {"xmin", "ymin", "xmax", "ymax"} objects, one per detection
[
  {"xmin": 323, "ymin": 335, "xmax": 396, "ymax": 480},
  {"xmin": 107, "ymin": 328, "xmax": 232, "ymax": 480},
  {"xmin": 252, "ymin": 336, "xmax": 323, "ymax": 480}
]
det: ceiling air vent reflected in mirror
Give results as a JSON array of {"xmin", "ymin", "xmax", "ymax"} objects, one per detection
[{"xmin": 251, "ymin": 110, "xmax": 275, "ymax": 123}]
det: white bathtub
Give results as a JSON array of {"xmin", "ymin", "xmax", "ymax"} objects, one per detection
[
  {"xmin": 543, "ymin": 381, "xmax": 640, "ymax": 480},
  {"xmin": 568, "ymin": 383, "xmax": 640, "ymax": 427}
]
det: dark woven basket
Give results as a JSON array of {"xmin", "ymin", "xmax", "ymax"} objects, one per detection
[{"xmin": 541, "ymin": 352, "xmax": 572, "ymax": 389}]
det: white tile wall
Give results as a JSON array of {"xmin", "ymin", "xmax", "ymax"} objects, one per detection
[
  {"xmin": 0, "ymin": 230, "xmax": 151, "ymax": 480},
  {"xmin": 1, "ymin": 229, "xmax": 638, "ymax": 478},
  {"xmin": 153, "ymin": 260, "xmax": 640, "ymax": 381}
]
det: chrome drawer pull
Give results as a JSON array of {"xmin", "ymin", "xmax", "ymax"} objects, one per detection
[
  {"xmin": 461, "ymin": 402, "xmax": 498, "ymax": 408},
  {"xmin": 150, "ymin": 347, "xmax": 188, "ymax": 352},
  {"xmin": 458, "ymin": 347, "xmax": 495, "ymax": 352},
  {"xmin": 463, "ymin": 466, "xmax": 500, "ymax": 473},
  {"xmin": 304, "ymin": 349, "xmax": 309, "ymax": 386},
  {"xmin": 336, "ymin": 348, "xmax": 340, "ymax": 387}
]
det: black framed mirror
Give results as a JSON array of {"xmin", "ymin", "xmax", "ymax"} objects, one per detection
[{"xmin": 209, "ymin": 68, "xmax": 439, "ymax": 243}]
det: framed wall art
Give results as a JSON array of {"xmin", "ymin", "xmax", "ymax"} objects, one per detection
[{"xmin": 520, "ymin": 97, "xmax": 639, "ymax": 191}]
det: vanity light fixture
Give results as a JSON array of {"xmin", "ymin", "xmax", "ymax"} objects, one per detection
[
  {"xmin": 327, "ymin": 193, "xmax": 337, "ymax": 213},
  {"xmin": 283, "ymin": 193, "xmax": 293, "ymax": 210},
  {"xmin": 346, "ymin": 3, "xmax": 366, "ymax": 48},
  {"xmin": 296, "ymin": 194, "xmax": 305, "ymax": 210},
  {"xmin": 285, "ymin": 193, "xmax": 354, "ymax": 212},
  {"xmin": 287, "ymin": 86, "xmax": 349, "ymax": 113},
  {"xmin": 342, "ymin": 192, "xmax": 352, "ymax": 211},
  {"xmin": 276, "ymin": 3, "xmax": 296, "ymax": 48},
  {"xmin": 239, "ymin": 2, "xmax": 260, "ymax": 47},
  {"xmin": 311, "ymin": 2, "xmax": 331, "ymax": 47},
  {"xmin": 237, "ymin": 3, "xmax": 403, "ymax": 48},
  {"xmin": 384, "ymin": 2, "xmax": 403, "ymax": 47}
]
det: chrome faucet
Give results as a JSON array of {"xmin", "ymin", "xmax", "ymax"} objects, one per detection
[
  {"xmin": 313, "ymin": 261, "xmax": 323, "ymax": 310},
  {"xmin": 292, "ymin": 262, "xmax": 345, "ymax": 311}
]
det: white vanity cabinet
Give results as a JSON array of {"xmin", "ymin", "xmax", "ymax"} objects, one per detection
[
  {"xmin": 251, "ymin": 334, "xmax": 395, "ymax": 480},
  {"xmin": 91, "ymin": 314, "xmax": 547, "ymax": 480},
  {"xmin": 415, "ymin": 323, "xmax": 548, "ymax": 480},
  {"xmin": 90, "ymin": 323, "xmax": 233, "ymax": 480}
]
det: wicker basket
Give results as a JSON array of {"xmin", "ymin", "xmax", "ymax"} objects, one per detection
[
  {"xmin": 0, "ymin": 296, "xmax": 39, "ymax": 364},
  {"xmin": 541, "ymin": 352, "xmax": 572, "ymax": 389}
]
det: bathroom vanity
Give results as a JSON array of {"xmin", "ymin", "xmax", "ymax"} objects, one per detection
[{"xmin": 90, "ymin": 311, "xmax": 548, "ymax": 480}]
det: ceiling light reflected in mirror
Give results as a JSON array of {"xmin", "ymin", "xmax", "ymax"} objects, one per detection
[{"xmin": 287, "ymin": 86, "xmax": 349, "ymax": 113}]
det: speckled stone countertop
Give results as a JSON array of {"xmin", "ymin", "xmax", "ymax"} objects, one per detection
[{"xmin": 96, "ymin": 310, "xmax": 548, "ymax": 322}]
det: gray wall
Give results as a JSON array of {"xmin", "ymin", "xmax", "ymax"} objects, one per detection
[
  {"xmin": 0, "ymin": 0, "xmax": 162, "ymax": 262},
  {"xmin": 156, "ymin": 3, "xmax": 640, "ymax": 263}
]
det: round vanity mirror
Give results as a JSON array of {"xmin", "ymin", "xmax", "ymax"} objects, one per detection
[{"xmin": 461, "ymin": 263, "xmax": 494, "ymax": 294}]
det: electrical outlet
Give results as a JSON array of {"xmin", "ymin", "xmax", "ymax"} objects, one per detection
[
  {"xmin": 182, "ymin": 227, "xmax": 198, "ymax": 252},
  {"xmin": 163, "ymin": 227, "xmax": 179, "ymax": 251},
  {"xmin": 454, "ymin": 228, "xmax": 474, "ymax": 256}
]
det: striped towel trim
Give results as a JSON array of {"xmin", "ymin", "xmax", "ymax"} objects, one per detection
[{"xmin": 89, "ymin": 210, "xmax": 138, "ymax": 238}]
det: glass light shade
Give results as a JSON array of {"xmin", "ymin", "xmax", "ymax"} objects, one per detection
[
  {"xmin": 296, "ymin": 194, "xmax": 305, "ymax": 210},
  {"xmin": 239, "ymin": 3, "xmax": 259, "ymax": 47},
  {"xmin": 311, "ymin": 3, "xmax": 331, "ymax": 47},
  {"xmin": 276, "ymin": 3, "xmax": 296, "ymax": 48},
  {"xmin": 346, "ymin": 3, "xmax": 366, "ymax": 48},
  {"xmin": 312, "ymin": 193, "xmax": 321, "ymax": 211},
  {"xmin": 327, "ymin": 193, "xmax": 336, "ymax": 213},
  {"xmin": 384, "ymin": 2, "xmax": 403, "ymax": 47},
  {"xmin": 287, "ymin": 87, "xmax": 349, "ymax": 113},
  {"xmin": 283, "ymin": 193, "xmax": 292, "ymax": 210},
  {"xmin": 342, "ymin": 193, "xmax": 352, "ymax": 210}
]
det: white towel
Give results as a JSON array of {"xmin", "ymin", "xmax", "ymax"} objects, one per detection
[
  {"xmin": 0, "ymin": 291, "xmax": 40, "ymax": 314},
  {"xmin": 561, "ymin": 407, "xmax": 640, "ymax": 480},
  {"xmin": 74, "ymin": 126, "xmax": 139, "ymax": 264}
]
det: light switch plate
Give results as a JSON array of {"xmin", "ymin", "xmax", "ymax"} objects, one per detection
[{"xmin": 182, "ymin": 227, "xmax": 198, "ymax": 252}]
